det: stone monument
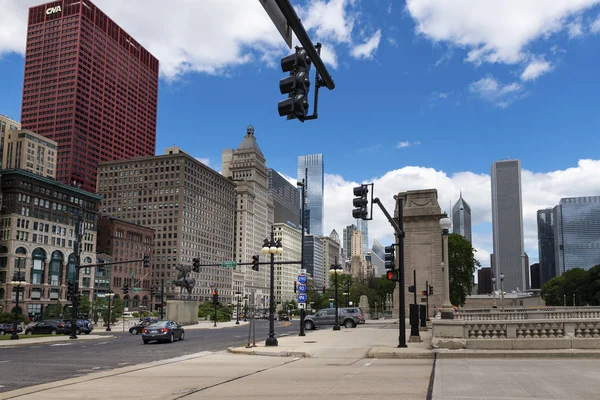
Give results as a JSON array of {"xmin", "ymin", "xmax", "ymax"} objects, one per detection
[
  {"xmin": 393, "ymin": 189, "xmax": 446, "ymax": 321},
  {"xmin": 358, "ymin": 295, "xmax": 370, "ymax": 319}
]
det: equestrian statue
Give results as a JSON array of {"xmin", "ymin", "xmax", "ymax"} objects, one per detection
[{"xmin": 173, "ymin": 264, "xmax": 196, "ymax": 296}]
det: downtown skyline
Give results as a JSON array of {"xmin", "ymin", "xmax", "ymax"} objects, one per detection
[{"xmin": 1, "ymin": 1, "xmax": 600, "ymax": 270}]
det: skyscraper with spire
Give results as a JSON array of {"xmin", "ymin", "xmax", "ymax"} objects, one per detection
[{"xmin": 452, "ymin": 192, "xmax": 472, "ymax": 243}]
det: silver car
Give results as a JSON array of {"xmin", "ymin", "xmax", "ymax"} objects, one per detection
[{"xmin": 303, "ymin": 307, "xmax": 362, "ymax": 330}]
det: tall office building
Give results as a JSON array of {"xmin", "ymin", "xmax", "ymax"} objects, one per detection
[
  {"xmin": 491, "ymin": 159, "xmax": 525, "ymax": 292},
  {"xmin": 372, "ymin": 239, "xmax": 385, "ymax": 261},
  {"xmin": 0, "ymin": 114, "xmax": 21, "ymax": 169},
  {"xmin": 452, "ymin": 192, "xmax": 472, "ymax": 243},
  {"xmin": 268, "ymin": 168, "xmax": 300, "ymax": 228},
  {"xmin": 222, "ymin": 126, "xmax": 274, "ymax": 307},
  {"xmin": 320, "ymin": 230, "xmax": 341, "ymax": 288},
  {"xmin": 297, "ymin": 154, "xmax": 324, "ymax": 236},
  {"xmin": 343, "ymin": 224, "xmax": 357, "ymax": 260},
  {"xmin": 273, "ymin": 223, "xmax": 302, "ymax": 305},
  {"xmin": 2, "ymin": 130, "xmax": 57, "ymax": 179},
  {"xmin": 554, "ymin": 196, "xmax": 600, "ymax": 274},
  {"xmin": 356, "ymin": 219, "xmax": 369, "ymax": 255},
  {"xmin": 303, "ymin": 235, "xmax": 324, "ymax": 288},
  {"xmin": 351, "ymin": 230, "xmax": 363, "ymax": 258},
  {"xmin": 21, "ymin": 0, "xmax": 158, "ymax": 192},
  {"xmin": 537, "ymin": 208, "xmax": 557, "ymax": 286},
  {"xmin": 97, "ymin": 146, "xmax": 236, "ymax": 305}
]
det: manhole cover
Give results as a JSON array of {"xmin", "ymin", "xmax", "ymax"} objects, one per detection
[{"xmin": 304, "ymin": 340, "xmax": 317, "ymax": 343}]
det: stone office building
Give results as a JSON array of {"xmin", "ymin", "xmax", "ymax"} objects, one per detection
[
  {"xmin": 0, "ymin": 169, "xmax": 101, "ymax": 319},
  {"xmin": 96, "ymin": 147, "xmax": 236, "ymax": 306}
]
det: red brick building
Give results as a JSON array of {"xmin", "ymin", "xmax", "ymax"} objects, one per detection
[
  {"xmin": 96, "ymin": 215, "xmax": 154, "ymax": 311},
  {"xmin": 21, "ymin": 0, "xmax": 158, "ymax": 192}
]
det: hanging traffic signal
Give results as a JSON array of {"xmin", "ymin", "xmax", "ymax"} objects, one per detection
[
  {"xmin": 294, "ymin": 281, "xmax": 297, "ymax": 293},
  {"xmin": 408, "ymin": 285, "xmax": 415, "ymax": 293},
  {"xmin": 386, "ymin": 270, "xmax": 399, "ymax": 281},
  {"xmin": 212, "ymin": 289, "xmax": 219, "ymax": 305},
  {"xmin": 252, "ymin": 255, "xmax": 259, "ymax": 271},
  {"xmin": 429, "ymin": 286, "xmax": 433, "ymax": 296},
  {"xmin": 352, "ymin": 185, "xmax": 369, "ymax": 219},
  {"xmin": 192, "ymin": 258, "xmax": 200, "ymax": 273},
  {"xmin": 421, "ymin": 290, "xmax": 427, "ymax": 296},
  {"xmin": 150, "ymin": 286, "xmax": 155, "ymax": 296},
  {"xmin": 67, "ymin": 280, "xmax": 74, "ymax": 301},
  {"xmin": 123, "ymin": 282, "xmax": 129, "ymax": 295},
  {"xmin": 322, "ymin": 284, "xmax": 326, "ymax": 294},
  {"xmin": 143, "ymin": 255, "xmax": 150, "ymax": 268},
  {"xmin": 384, "ymin": 245, "xmax": 395, "ymax": 270},
  {"xmin": 278, "ymin": 47, "xmax": 312, "ymax": 121}
]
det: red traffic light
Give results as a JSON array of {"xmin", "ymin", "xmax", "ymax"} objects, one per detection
[
  {"xmin": 294, "ymin": 281, "xmax": 297, "ymax": 293},
  {"xmin": 387, "ymin": 270, "xmax": 399, "ymax": 281},
  {"xmin": 421, "ymin": 291, "xmax": 427, "ymax": 296}
]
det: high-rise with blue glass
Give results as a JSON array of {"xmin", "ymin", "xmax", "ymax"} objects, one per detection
[{"xmin": 297, "ymin": 154, "xmax": 324, "ymax": 237}]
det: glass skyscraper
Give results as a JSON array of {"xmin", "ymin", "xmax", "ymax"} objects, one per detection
[
  {"xmin": 452, "ymin": 193, "xmax": 472, "ymax": 244},
  {"xmin": 268, "ymin": 168, "xmax": 300, "ymax": 228},
  {"xmin": 356, "ymin": 219, "xmax": 369, "ymax": 255},
  {"xmin": 298, "ymin": 154, "xmax": 324, "ymax": 237},
  {"xmin": 537, "ymin": 208, "xmax": 557, "ymax": 286}
]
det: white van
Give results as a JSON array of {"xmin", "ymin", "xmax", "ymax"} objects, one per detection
[{"xmin": 122, "ymin": 312, "xmax": 136, "ymax": 318}]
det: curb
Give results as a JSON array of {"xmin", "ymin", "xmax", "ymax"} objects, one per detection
[
  {"xmin": 226, "ymin": 347, "xmax": 311, "ymax": 358},
  {"xmin": 434, "ymin": 350, "xmax": 600, "ymax": 359},
  {"xmin": 0, "ymin": 335, "xmax": 116, "ymax": 347}
]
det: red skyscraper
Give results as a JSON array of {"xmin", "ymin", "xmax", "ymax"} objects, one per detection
[{"xmin": 21, "ymin": 0, "xmax": 158, "ymax": 192}]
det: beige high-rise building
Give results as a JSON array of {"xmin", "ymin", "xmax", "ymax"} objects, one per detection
[
  {"xmin": 2, "ymin": 129, "xmax": 57, "ymax": 179},
  {"xmin": 0, "ymin": 114, "xmax": 21, "ymax": 170},
  {"xmin": 273, "ymin": 222, "xmax": 302, "ymax": 305},
  {"xmin": 321, "ymin": 230, "xmax": 341, "ymax": 288},
  {"xmin": 96, "ymin": 146, "xmax": 236, "ymax": 305},
  {"xmin": 351, "ymin": 230, "xmax": 363, "ymax": 258},
  {"xmin": 221, "ymin": 125, "xmax": 274, "ymax": 308}
]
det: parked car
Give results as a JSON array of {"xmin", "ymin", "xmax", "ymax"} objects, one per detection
[
  {"xmin": 303, "ymin": 307, "xmax": 363, "ymax": 330},
  {"xmin": 0, "ymin": 323, "xmax": 23, "ymax": 335},
  {"xmin": 141, "ymin": 320, "xmax": 185, "ymax": 344},
  {"xmin": 340, "ymin": 307, "xmax": 365, "ymax": 324},
  {"xmin": 24, "ymin": 320, "xmax": 70, "ymax": 335},
  {"xmin": 64, "ymin": 319, "xmax": 94, "ymax": 334},
  {"xmin": 279, "ymin": 313, "xmax": 290, "ymax": 321}
]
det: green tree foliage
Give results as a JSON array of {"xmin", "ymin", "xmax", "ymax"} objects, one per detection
[
  {"xmin": 198, "ymin": 301, "xmax": 232, "ymax": 322},
  {"xmin": 43, "ymin": 300, "xmax": 64, "ymax": 319},
  {"xmin": 448, "ymin": 233, "xmax": 480, "ymax": 306},
  {"xmin": 78, "ymin": 295, "xmax": 91, "ymax": 317},
  {"xmin": 541, "ymin": 265, "xmax": 600, "ymax": 306},
  {"xmin": 0, "ymin": 312, "xmax": 26, "ymax": 323}
]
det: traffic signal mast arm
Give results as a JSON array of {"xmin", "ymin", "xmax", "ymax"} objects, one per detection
[
  {"xmin": 194, "ymin": 260, "xmax": 303, "ymax": 267},
  {"xmin": 76, "ymin": 256, "xmax": 149, "ymax": 270},
  {"xmin": 373, "ymin": 197, "xmax": 404, "ymax": 237}
]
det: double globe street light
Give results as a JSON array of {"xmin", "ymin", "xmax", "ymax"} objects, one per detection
[
  {"xmin": 262, "ymin": 227, "xmax": 283, "ymax": 347},
  {"xmin": 329, "ymin": 258, "xmax": 343, "ymax": 331},
  {"xmin": 10, "ymin": 272, "xmax": 27, "ymax": 340}
]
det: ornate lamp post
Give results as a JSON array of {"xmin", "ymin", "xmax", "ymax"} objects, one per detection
[
  {"xmin": 10, "ymin": 272, "xmax": 27, "ymax": 340},
  {"xmin": 105, "ymin": 291, "xmax": 115, "ymax": 332},
  {"xmin": 439, "ymin": 216, "xmax": 454, "ymax": 319},
  {"xmin": 243, "ymin": 294, "xmax": 248, "ymax": 322},
  {"xmin": 262, "ymin": 226, "xmax": 283, "ymax": 347},
  {"xmin": 492, "ymin": 277, "xmax": 497, "ymax": 308},
  {"xmin": 329, "ymin": 257, "xmax": 343, "ymax": 331}
]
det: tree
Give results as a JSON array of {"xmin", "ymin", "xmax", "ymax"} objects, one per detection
[
  {"xmin": 198, "ymin": 301, "xmax": 232, "ymax": 322},
  {"xmin": 448, "ymin": 233, "xmax": 480, "ymax": 306},
  {"xmin": 78, "ymin": 295, "xmax": 91, "ymax": 317},
  {"xmin": 44, "ymin": 300, "xmax": 64, "ymax": 319},
  {"xmin": 541, "ymin": 265, "xmax": 600, "ymax": 306}
]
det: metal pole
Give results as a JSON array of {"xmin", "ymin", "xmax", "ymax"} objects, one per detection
[
  {"xmin": 236, "ymin": 297, "xmax": 240, "ymax": 325},
  {"xmin": 426, "ymin": 280, "xmax": 430, "ymax": 321},
  {"xmin": 410, "ymin": 270, "xmax": 420, "ymax": 338},
  {"xmin": 266, "ymin": 227, "xmax": 278, "ymax": 346},
  {"xmin": 492, "ymin": 278, "xmax": 497, "ymax": 308},
  {"xmin": 70, "ymin": 211, "xmax": 84, "ymax": 339},
  {"xmin": 500, "ymin": 276, "xmax": 505, "ymax": 312},
  {"xmin": 573, "ymin": 293, "xmax": 576, "ymax": 307},
  {"xmin": 106, "ymin": 294, "xmax": 112, "ymax": 332},
  {"xmin": 333, "ymin": 258, "xmax": 340, "ymax": 331},
  {"xmin": 398, "ymin": 198, "xmax": 407, "ymax": 348},
  {"xmin": 160, "ymin": 279, "xmax": 164, "ymax": 319},
  {"xmin": 252, "ymin": 293, "xmax": 257, "ymax": 347},
  {"xmin": 213, "ymin": 296, "xmax": 217, "ymax": 328},
  {"xmin": 11, "ymin": 284, "xmax": 20, "ymax": 340},
  {"xmin": 563, "ymin": 294, "xmax": 566, "ymax": 307},
  {"xmin": 298, "ymin": 173, "xmax": 306, "ymax": 337}
]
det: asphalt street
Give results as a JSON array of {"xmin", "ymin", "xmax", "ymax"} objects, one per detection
[{"xmin": 0, "ymin": 320, "xmax": 298, "ymax": 393}]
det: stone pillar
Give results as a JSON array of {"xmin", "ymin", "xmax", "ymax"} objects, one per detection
[
  {"xmin": 43, "ymin": 259, "xmax": 49, "ymax": 286},
  {"xmin": 61, "ymin": 262, "xmax": 67, "ymax": 298}
]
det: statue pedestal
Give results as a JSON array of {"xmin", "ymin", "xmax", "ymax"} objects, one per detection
[{"xmin": 165, "ymin": 299, "xmax": 198, "ymax": 325}]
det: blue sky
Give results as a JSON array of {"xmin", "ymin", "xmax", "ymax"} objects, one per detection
[{"xmin": 2, "ymin": 0, "xmax": 600, "ymax": 269}]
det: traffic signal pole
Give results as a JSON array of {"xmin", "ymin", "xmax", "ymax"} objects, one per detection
[
  {"xmin": 298, "ymin": 172, "xmax": 306, "ymax": 337},
  {"xmin": 70, "ymin": 211, "xmax": 84, "ymax": 340},
  {"xmin": 160, "ymin": 279, "xmax": 164, "ymax": 320}
]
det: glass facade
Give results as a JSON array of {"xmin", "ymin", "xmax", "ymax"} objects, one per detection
[
  {"xmin": 537, "ymin": 208, "xmax": 557, "ymax": 285},
  {"xmin": 297, "ymin": 154, "xmax": 324, "ymax": 237},
  {"xmin": 267, "ymin": 168, "xmax": 300, "ymax": 228},
  {"xmin": 303, "ymin": 235, "xmax": 324, "ymax": 288},
  {"xmin": 556, "ymin": 196, "xmax": 600, "ymax": 273},
  {"xmin": 452, "ymin": 194, "xmax": 472, "ymax": 244},
  {"xmin": 357, "ymin": 219, "xmax": 369, "ymax": 255},
  {"xmin": 343, "ymin": 224, "xmax": 357, "ymax": 260}
]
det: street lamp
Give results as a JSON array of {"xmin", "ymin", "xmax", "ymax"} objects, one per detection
[
  {"xmin": 329, "ymin": 257, "xmax": 343, "ymax": 331},
  {"xmin": 235, "ymin": 291, "xmax": 242, "ymax": 325},
  {"xmin": 500, "ymin": 273, "xmax": 505, "ymax": 312},
  {"xmin": 105, "ymin": 291, "xmax": 115, "ymax": 332},
  {"xmin": 439, "ymin": 216, "xmax": 454, "ymax": 319},
  {"xmin": 10, "ymin": 272, "xmax": 27, "ymax": 340},
  {"xmin": 243, "ymin": 294, "xmax": 248, "ymax": 322},
  {"xmin": 492, "ymin": 277, "xmax": 497, "ymax": 308},
  {"xmin": 262, "ymin": 226, "xmax": 283, "ymax": 347}
]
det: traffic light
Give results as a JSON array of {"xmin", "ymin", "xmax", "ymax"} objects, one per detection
[
  {"xmin": 212, "ymin": 290, "xmax": 219, "ymax": 305},
  {"xmin": 421, "ymin": 290, "xmax": 427, "ymax": 296},
  {"xmin": 429, "ymin": 286, "xmax": 433, "ymax": 296},
  {"xmin": 251, "ymin": 255, "xmax": 259, "ymax": 271},
  {"xmin": 278, "ymin": 47, "xmax": 311, "ymax": 121},
  {"xmin": 143, "ymin": 254, "xmax": 150, "ymax": 268},
  {"xmin": 67, "ymin": 280, "xmax": 74, "ymax": 301},
  {"xmin": 386, "ymin": 270, "xmax": 399, "ymax": 281},
  {"xmin": 322, "ymin": 284, "xmax": 326, "ymax": 294},
  {"xmin": 384, "ymin": 244, "xmax": 395, "ymax": 270},
  {"xmin": 294, "ymin": 281, "xmax": 297, "ymax": 293},
  {"xmin": 352, "ymin": 185, "xmax": 369, "ymax": 219},
  {"xmin": 150, "ymin": 286, "xmax": 155, "ymax": 296},
  {"xmin": 192, "ymin": 258, "xmax": 200, "ymax": 273},
  {"xmin": 123, "ymin": 282, "xmax": 129, "ymax": 295},
  {"xmin": 408, "ymin": 285, "xmax": 415, "ymax": 293}
]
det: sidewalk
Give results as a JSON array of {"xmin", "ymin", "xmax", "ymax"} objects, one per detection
[
  {"xmin": 0, "ymin": 334, "xmax": 114, "ymax": 347},
  {"xmin": 183, "ymin": 320, "xmax": 249, "ymax": 330},
  {"xmin": 228, "ymin": 323, "xmax": 434, "ymax": 359}
]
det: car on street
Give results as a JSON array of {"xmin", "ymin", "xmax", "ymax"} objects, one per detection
[
  {"xmin": 63, "ymin": 319, "xmax": 94, "ymax": 335},
  {"xmin": 303, "ymin": 307, "xmax": 363, "ymax": 330},
  {"xmin": 24, "ymin": 320, "xmax": 70, "ymax": 335},
  {"xmin": 129, "ymin": 320, "xmax": 155, "ymax": 335},
  {"xmin": 0, "ymin": 323, "xmax": 23, "ymax": 335},
  {"xmin": 141, "ymin": 320, "xmax": 185, "ymax": 344}
]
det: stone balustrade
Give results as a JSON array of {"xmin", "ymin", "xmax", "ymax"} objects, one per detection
[{"xmin": 455, "ymin": 307, "xmax": 600, "ymax": 321}]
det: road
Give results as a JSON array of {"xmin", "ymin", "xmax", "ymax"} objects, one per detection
[{"xmin": 0, "ymin": 320, "xmax": 298, "ymax": 393}]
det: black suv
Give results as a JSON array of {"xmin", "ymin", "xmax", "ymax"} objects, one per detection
[
  {"xmin": 63, "ymin": 319, "xmax": 94, "ymax": 334},
  {"xmin": 25, "ymin": 320, "xmax": 70, "ymax": 335},
  {"xmin": 0, "ymin": 323, "xmax": 23, "ymax": 335}
]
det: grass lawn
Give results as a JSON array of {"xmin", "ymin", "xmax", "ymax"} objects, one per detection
[{"xmin": 0, "ymin": 333, "xmax": 64, "ymax": 340}]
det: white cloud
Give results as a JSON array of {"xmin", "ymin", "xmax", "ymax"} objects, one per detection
[
  {"xmin": 469, "ymin": 76, "xmax": 523, "ymax": 107},
  {"xmin": 350, "ymin": 30, "xmax": 382, "ymax": 59},
  {"xmin": 0, "ymin": 0, "xmax": 374, "ymax": 80},
  {"xmin": 396, "ymin": 141, "xmax": 421, "ymax": 148},
  {"xmin": 405, "ymin": 0, "xmax": 600, "ymax": 65},
  {"xmin": 567, "ymin": 20, "xmax": 584, "ymax": 38},
  {"xmin": 520, "ymin": 58, "xmax": 553, "ymax": 81},
  {"xmin": 590, "ymin": 15, "xmax": 600, "ymax": 33},
  {"xmin": 195, "ymin": 157, "xmax": 210, "ymax": 167},
  {"xmin": 323, "ymin": 159, "xmax": 600, "ymax": 270}
]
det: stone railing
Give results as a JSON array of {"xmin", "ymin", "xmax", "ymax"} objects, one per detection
[{"xmin": 455, "ymin": 307, "xmax": 600, "ymax": 321}]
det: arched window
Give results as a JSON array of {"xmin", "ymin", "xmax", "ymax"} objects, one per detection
[
  {"xmin": 133, "ymin": 295, "xmax": 139, "ymax": 308},
  {"xmin": 83, "ymin": 257, "xmax": 92, "ymax": 274},
  {"xmin": 123, "ymin": 295, "xmax": 130, "ymax": 309},
  {"xmin": 31, "ymin": 248, "xmax": 46, "ymax": 284},
  {"xmin": 142, "ymin": 296, "xmax": 148, "ymax": 308},
  {"xmin": 49, "ymin": 251, "xmax": 64, "ymax": 286},
  {"xmin": 14, "ymin": 247, "xmax": 27, "ymax": 277},
  {"xmin": 67, "ymin": 254, "xmax": 76, "ymax": 281}
]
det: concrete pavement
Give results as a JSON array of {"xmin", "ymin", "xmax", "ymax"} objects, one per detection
[{"xmin": 0, "ymin": 334, "xmax": 114, "ymax": 347}]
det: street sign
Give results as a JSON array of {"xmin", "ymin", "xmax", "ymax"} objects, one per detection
[
  {"xmin": 297, "ymin": 275, "xmax": 307, "ymax": 284},
  {"xmin": 297, "ymin": 284, "xmax": 307, "ymax": 293},
  {"xmin": 297, "ymin": 294, "xmax": 307, "ymax": 303},
  {"xmin": 221, "ymin": 261, "xmax": 237, "ymax": 268},
  {"xmin": 298, "ymin": 303, "xmax": 305, "ymax": 309},
  {"xmin": 133, "ymin": 288, "xmax": 141, "ymax": 292}
]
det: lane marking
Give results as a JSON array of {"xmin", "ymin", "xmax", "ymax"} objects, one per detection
[
  {"xmin": 51, "ymin": 343, "xmax": 72, "ymax": 346},
  {"xmin": 0, "ymin": 360, "xmax": 10, "ymax": 364}
]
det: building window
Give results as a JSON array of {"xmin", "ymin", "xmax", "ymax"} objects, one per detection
[
  {"xmin": 50, "ymin": 250, "xmax": 63, "ymax": 286},
  {"xmin": 31, "ymin": 247, "xmax": 46, "ymax": 284}
]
